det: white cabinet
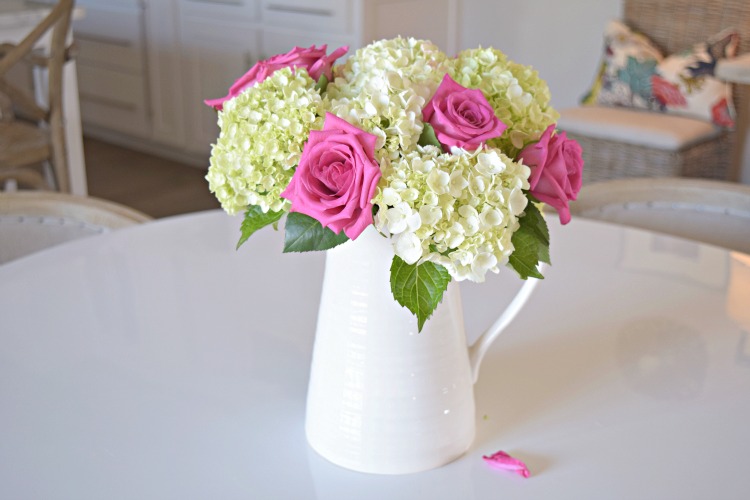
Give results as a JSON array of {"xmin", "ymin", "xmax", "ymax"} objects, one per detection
[
  {"xmin": 144, "ymin": 0, "xmax": 184, "ymax": 149},
  {"xmin": 74, "ymin": 0, "xmax": 458, "ymax": 163},
  {"xmin": 72, "ymin": 0, "xmax": 151, "ymax": 138},
  {"xmin": 258, "ymin": 0, "xmax": 458, "ymax": 61}
]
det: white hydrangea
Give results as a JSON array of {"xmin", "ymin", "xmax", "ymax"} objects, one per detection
[
  {"xmin": 372, "ymin": 146, "xmax": 531, "ymax": 282},
  {"xmin": 206, "ymin": 67, "xmax": 325, "ymax": 215},
  {"xmin": 326, "ymin": 37, "xmax": 450, "ymax": 160}
]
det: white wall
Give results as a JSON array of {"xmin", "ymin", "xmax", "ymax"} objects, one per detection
[{"xmin": 458, "ymin": 0, "xmax": 621, "ymax": 109}]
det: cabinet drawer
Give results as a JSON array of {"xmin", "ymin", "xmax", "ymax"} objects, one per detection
[
  {"xmin": 77, "ymin": 64, "xmax": 146, "ymax": 109},
  {"xmin": 75, "ymin": 36, "xmax": 143, "ymax": 73},
  {"xmin": 261, "ymin": 0, "xmax": 352, "ymax": 35},
  {"xmin": 73, "ymin": 3, "xmax": 144, "ymax": 73},
  {"xmin": 180, "ymin": 0, "xmax": 259, "ymax": 22},
  {"xmin": 81, "ymin": 98, "xmax": 150, "ymax": 138},
  {"xmin": 73, "ymin": 3, "xmax": 142, "ymax": 46}
]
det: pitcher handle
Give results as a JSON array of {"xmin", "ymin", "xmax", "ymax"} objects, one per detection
[{"xmin": 467, "ymin": 263, "xmax": 546, "ymax": 383}]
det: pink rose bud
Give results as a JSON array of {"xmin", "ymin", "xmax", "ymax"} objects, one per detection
[
  {"xmin": 517, "ymin": 124, "xmax": 583, "ymax": 225},
  {"xmin": 204, "ymin": 45, "xmax": 348, "ymax": 110},
  {"xmin": 280, "ymin": 113, "xmax": 381, "ymax": 240},
  {"xmin": 423, "ymin": 73, "xmax": 507, "ymax": 152},
  {"xmin": 483, "ymin": 450, "xmax": 530, "ymax": 478}
]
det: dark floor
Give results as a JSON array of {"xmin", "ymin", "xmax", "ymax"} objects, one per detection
[{"xmin": 84, "ymin": 137, "xmax": 221, "ymax": 218}]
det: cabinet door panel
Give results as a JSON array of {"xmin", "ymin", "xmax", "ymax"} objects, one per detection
[
  {"xmin": 80, "ymin": 99, "xmax": 150, "ymax": 138},
  {"xmin": 145, "ymin": 0, "xmax": 185, "ymax": 148},
  {"xmin": 78, "ymin": 65, "xmax": 146, "ymax": 107},
  {"xmin": 73, "ymin": 0, "xmax": 150, "ymax": 137},
  {"xmin": 180, "ymin": 17, "xmax": 258, "ymax": 154},
  {"xmin": 261, "ymin": 0, "xmax": 352, "ymax": 35},
  {"xmin": 181, "ymin": 0, "xmax": 258, "ymax": 21},
  {"xmin": 73, "ymin": 2, "xmax": 142, "ymax": 43},
  {"xmin": 78, "ymin": 65, "xmax": 150, "ymax": 137},
  {"xmin": 76, "ymin": 36, "xmax": 142, "ymax": 73}
]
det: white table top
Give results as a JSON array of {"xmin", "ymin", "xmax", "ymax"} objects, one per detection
[{"xmin": 1, "ymin": 210, "xmax": 748, "ymax": 499}]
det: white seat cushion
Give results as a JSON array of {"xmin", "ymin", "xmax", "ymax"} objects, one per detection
[{"xmin": 557, "ymin": 106, "xmax": 722, "ymax": 151}]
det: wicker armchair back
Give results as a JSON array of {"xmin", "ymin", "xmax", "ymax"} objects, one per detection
[{"xmin": 566, "ymin": 0, "xmax": 750, "ymax": 182}]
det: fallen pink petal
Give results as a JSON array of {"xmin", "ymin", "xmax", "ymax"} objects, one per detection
[{"xmin": 482, "ymin": 450, "xmax": 530, "ymax": 478}]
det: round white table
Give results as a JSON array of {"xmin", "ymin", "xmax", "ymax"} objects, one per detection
[{"xmin": 1, "ymin": 210, "xmax": 748, "ymax": 499}]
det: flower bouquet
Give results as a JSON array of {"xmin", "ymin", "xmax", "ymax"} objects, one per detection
[{"xmin": 205, "ymin": 38, "xmax": 583, "ymax": 331}]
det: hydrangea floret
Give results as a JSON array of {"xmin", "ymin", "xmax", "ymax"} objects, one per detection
[
  {"xmin": 373, "ymin": 146, "xmax": 530, "ymax": 283},
  {"xmin": 206, "ymin": 67, "xmax": 325, "ymax": 215},
  {"xmin": 206, "ymin": 38, "xmax": 584, "ymax": 331},
  {"xmin": 326, "ymin": 37, "xmax": 450, "ymax": 161}
]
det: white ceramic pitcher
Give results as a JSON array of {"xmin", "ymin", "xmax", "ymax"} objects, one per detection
[{"xmin": 305, "ymin": 226, "xmax": 542, "ymax": 475}]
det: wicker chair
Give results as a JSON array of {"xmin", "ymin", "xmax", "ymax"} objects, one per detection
[
  {"xmin": 558, "ymin": 0, "xmax": 750, "ymax": 183},
  {"xmin": 569, "ymin": 177, "xmax": 750, "ymax": 254}
]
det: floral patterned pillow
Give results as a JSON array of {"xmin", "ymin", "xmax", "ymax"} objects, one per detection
[{"xmin": 582, "ymin": 20, "xmax": 740, "ymax": 127}]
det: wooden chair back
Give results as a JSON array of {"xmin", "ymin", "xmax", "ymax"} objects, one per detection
[{"xmin": 0, "ymin": 0, "xmax": 75, "ymax": 192}]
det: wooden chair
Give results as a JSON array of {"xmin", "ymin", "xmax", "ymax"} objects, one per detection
[
  {"xmin": 0, "ymin": 191, "xmax": 151, "ymax": 265},
  {"xmin": 569, "ymin": 178, "xmax": 750, "ymax": 254},
  {"xmin": 0, "ymin": 0, "xmax": 75, "ymax": 192},
  {"xmin": 558, "ymin": 0, "xmax": 750, "ymax": 183}
]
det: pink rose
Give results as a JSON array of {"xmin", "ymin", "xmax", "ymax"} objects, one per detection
[
  {"xmin": 204, "ymin": 45, "xmax": 348, "ymax": 110},
  {"xmin": 280, "ymin": 113, "xmax": 381, "ymax": 240},
  {"xmin": 423, "ymin": 74, "xmax": 507, "ymax": 151},
  {"xmin": 517, "ymin": 124, "xmax": 584, "ymax": 225}
]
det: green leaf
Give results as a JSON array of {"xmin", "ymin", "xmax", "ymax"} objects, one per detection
[
  {"xmin": 523, "ymin": 201, "xmax": 550, "ymax": 257},
  {"xmin": 509, "ymin": 231, "xmax": 546, "ymax": 280},
  {"xmin": 418, "ymin": 123, "xmax": 443, "ymax": 149},
  {"xmin": 315, "ymin": 73, "xmax": 329, "ymax": 93},
  {"xmin": 237, "ymin": 205, "xmax": 284, "ymax": 250},
  {"xmin": 283, "ymin": 212, "xmax": 349, "ymax": 253},
  {"xmin": 508, "ymin": 199, "xmax": 550, "ymax": 279},
  {"xmin": 390, "ymin": 256, "xmax": 452, "ymax": 332}
]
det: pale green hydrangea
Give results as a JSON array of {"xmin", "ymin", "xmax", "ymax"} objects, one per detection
[
  {"xmin": 372, "ymin": 146, "xmax": 531, "ymax": 282},
  {"xmin": 449, "ymin": 48, "xmax": 559, "ymax": 158},
  {"xmin": 206, "ymin": 67, "xmax": 325, "ymax": 214},
  {"xmin": 326, "ymin": 37, "xmax": 450, "ymax": 161}
]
